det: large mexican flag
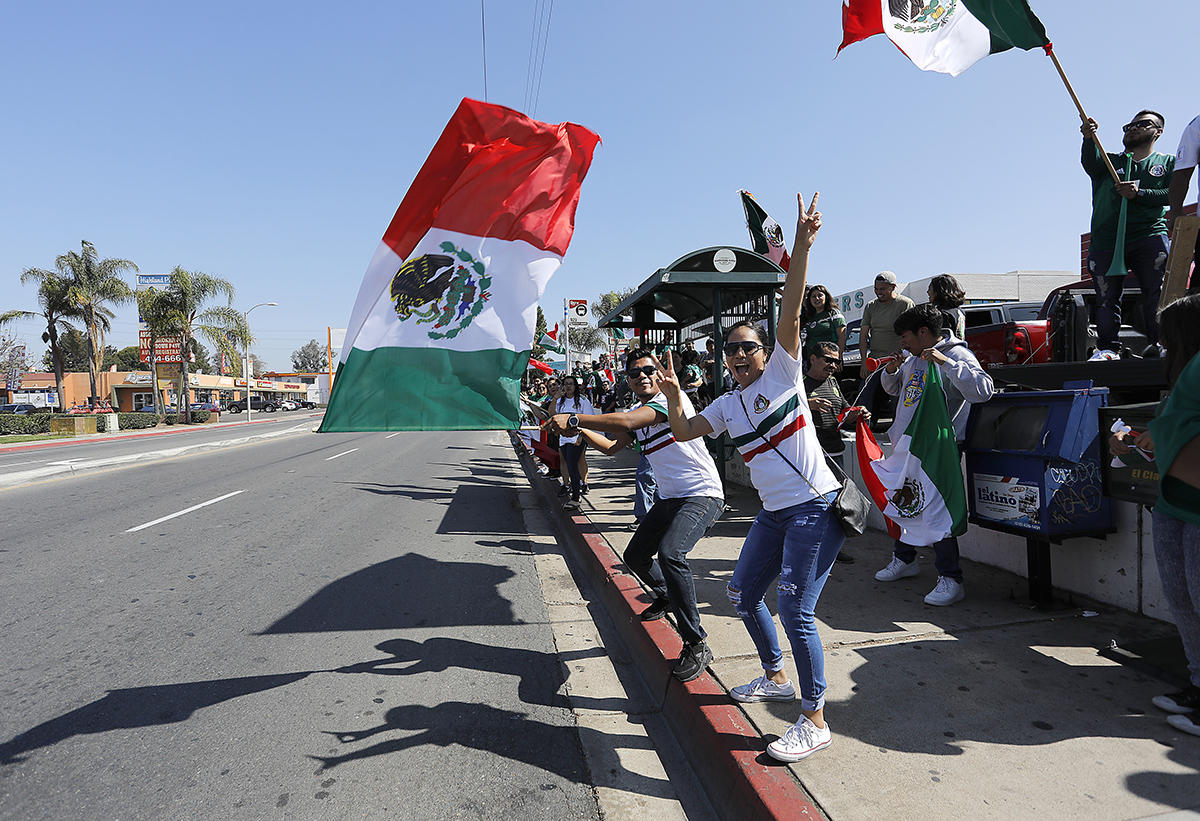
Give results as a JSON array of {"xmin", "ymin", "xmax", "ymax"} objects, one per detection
[
  {"xmin": 319, "ymin": 99, "xmax": 599, "ymax": 432},
  {"xmin": 839, "ymin": 0, "xmax": 1049, "ymax": 76},
  {"xmin": 867, "ymin": 364, "xmax": 968, "ymax": 545}
]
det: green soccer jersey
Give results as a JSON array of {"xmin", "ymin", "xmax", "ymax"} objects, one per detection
[{"xmin": 1082, "ymin": 140, "xmax": 1174, "ymax": 254}]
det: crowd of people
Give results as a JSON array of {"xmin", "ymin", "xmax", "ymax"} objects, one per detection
[{"xmin": 513, "ymin": 108, "xmax": 1200, "ymax": 758}]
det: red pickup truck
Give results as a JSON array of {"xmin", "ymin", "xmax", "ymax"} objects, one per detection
[{"xmin": 962, "ymin": 301, "xmax": 1048, "ymax": 370}]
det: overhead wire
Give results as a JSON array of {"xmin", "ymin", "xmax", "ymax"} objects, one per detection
[
  {"xmin": 531, "ymin": 0, "xmax": 555, "ymax": 117},
  {"xmin": 523, "ymin": 0, "xmax": 545, "ymax": 112},
  {"xmin": 480, "ymin": 0, "xmax": 488, "ymax": 102}
]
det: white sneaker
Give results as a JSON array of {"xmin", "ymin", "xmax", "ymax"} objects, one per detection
[
  {"xmin": 731, "ymin": 674, "xmax": 796, "ymax": 703},
  {"xmin": 1167, "ymin": 713, "xmax": 1200, "ymax": 737},
  {"xmin": 924, "ymin": 576, "xmax": 965, "ymax": 606},
  {"xmin": 875, "ymin": 556, "xmax": 919, "ymax": 582},
  {"xmin": 1089, "ymin": 348, "xmax": 1120, "ymax": 361},
  {"xmin": 767, "ymin": 716, "xmax": 831, "ymax": 762}
]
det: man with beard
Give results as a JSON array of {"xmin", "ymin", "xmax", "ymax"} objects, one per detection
[
  {"xmin": 1081, "ymin": 111, "xmax": 1175, "ymax": 357},
  {"xmin": 547, "ymin": 348, "xmax": 724, "ymax": 682}
]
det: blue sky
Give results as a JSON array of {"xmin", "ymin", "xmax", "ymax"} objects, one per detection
[{"xmin": 2, "ymin": 1, "xmax": 1197, "ymax": 370}]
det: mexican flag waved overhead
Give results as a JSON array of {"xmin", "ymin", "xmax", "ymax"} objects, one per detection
[
  {"xmin": 740, "ymin": 191, "xmax": 790, "ymax": 271},
  {"xmin": 320, "ymin": 99, "xmax": 599, "ymax": 432},
  {"xmin": 839, "ymin": 0, "xmax": 1049, "ymax": 76},
  {"xmin": 865, "ymin": 364, "xmax": 967, "ymax": 545},
  {"xmin": 538, "ymin": 323, "xmax": 565, "ymax": 355}
]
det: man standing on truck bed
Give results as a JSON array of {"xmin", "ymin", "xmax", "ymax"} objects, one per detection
[
  {"xmin": 1168, "ymin": 114, "xmax": 1200, "ymax": 294},
  {"xmin": 1081, "ymin": 111, "xmax": 1174, "ymax": 358}
]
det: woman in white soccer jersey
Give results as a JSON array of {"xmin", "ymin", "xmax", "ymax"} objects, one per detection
[
  {"xmin": 657, "ymin": 192, "xmax": 844, "ymax": 763},
  {"xmin": 555, "ymin": 375, "xmax": 594, "ymax": 510}
]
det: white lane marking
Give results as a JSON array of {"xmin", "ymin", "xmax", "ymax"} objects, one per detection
[
  {"xmin": 325, "ymin": 448, "xmax": 359, "ymax": 461},
  {"xmin": 0, "ymin": 459, "xmax": 49, "ymax": 468},
  {"xmin": 385, "ymin": 432, "xmax": 402, "ymax": 439},
  {"xmin": 126, "ymin": 490, "xmax": 246, "ymax": 533}
]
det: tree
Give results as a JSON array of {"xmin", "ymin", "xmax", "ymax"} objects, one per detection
[
  {"xmin": 532, "ymin": 306, "xmax": 549, "ymax": 360},
  {"xmin": 3, "ymin": 264, "xmax": 81, "ymax": 410},
  {"xmin": 0, "ymin": 335, "xmax": 31, "ymax": 375},
  {"xmin": 40, "ymin": 328, "xmax": 115, "ymax": 372},
  {"xmin": 113, "ymin": 346, "xmax": 149, "ymax": 372},
  {"xmin": 188, "ymin": 339, "xmax": 213, "ymax": 373},
  {"xmin": 591, "ymin": 287, "xmax": 636, "ymax": 321},
  {"xmin": 57, "ymin": 240, "xmax": 137, "ymax": 405},
  {"xmin": 249, "ymin": 353, "xmax": 267, "ymax": 378},
  {"xmin": 291, "ymin": 339, "xmax": 328, "ymax": 372},
  {"xmin": 152, "ymin": 267, "xmax": 246, "ymax": 423}
]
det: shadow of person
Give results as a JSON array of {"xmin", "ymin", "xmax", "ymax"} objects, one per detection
[
  {"xmin": 313, "ymin": 701, "xmax": 676, "ymax": 799},
  {"xmin": 335, "ymin": 638, "xmax": 619, "ymax": 711},
  {"xmin": 1125, "ymin": 743, "xmax": 1200, "ymax": 813},
  {"xmin": 0, "ymin": 672, "xmax": 312, "ymax": 765},
  {"xmin": 260, "ymin": 553, "xmax": 516, "ymax": 634}
]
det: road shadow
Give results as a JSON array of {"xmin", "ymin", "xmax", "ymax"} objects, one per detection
[
  {"xmin": 260, "ymin": 553, "xmax": 517, "ymax": 634},
  {"xmin": 0, "ymin": 672, "xmax": 312, "ymax": 765},
  {"xmin": 336, "ymin": 638, "xmax": 620, "ymax": 711}
]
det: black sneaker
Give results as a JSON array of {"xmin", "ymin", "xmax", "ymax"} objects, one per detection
[
  {"xmin": 557, "ymin": 484, "xmax": 570, "ymax": 497},
  {"xmin": 1153, "ymin": 686, "xmax": 1200, "ymax": 714},
  {"xmin": 672, "ymin": 641, "xmax": 713, "ymax": 682},
  {"xmin": 835, "ymin": 552, "xmax": 855, "ymax": 564},
  {"xmin": 580, "ymin": 483, "xmax": 590, "ymax": 496},
  {"xmin": 640, "ymin": 597, "xmax": 670, "ymax": 621}
]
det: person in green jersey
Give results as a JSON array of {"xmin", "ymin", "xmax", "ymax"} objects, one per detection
[
  {"xmin": 800, "ymin": 284, "xmax": 847, "ymax": 361},
  {"xmin": 1081, "ymin": 111, "xmax": 1175, "ymax": 356},
  {"xmin": 1111, "ymin": 295, "xmax": 1200, "ymax": 736}
]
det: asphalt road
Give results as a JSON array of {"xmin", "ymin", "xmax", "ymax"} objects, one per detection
[{"xmin": 0, "ymin": 427, "xmax": 604, "ymax": 819}]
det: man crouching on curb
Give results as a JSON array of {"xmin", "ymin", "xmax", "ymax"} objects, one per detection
[
  {"xmin": 546, "ymin": 347, "xmax": 725, "ymax": 682},
  {"xmin": 873, "ymin": 304, "xmax": 994, "ymax": 606}
]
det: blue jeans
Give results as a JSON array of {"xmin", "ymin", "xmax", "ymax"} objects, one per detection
[
  {"xmin": 560, "ymin": 442, "xmax": 584, "ymax": 501},
  {"xmin": 634, "ymin": 453, "xmax": 659, "ymax": 521},
  {"xmin": 727, "ymin": 492, "xmax": 844, "ymax": 712},
  {"xmin": 894, "ymin": 537, "xmax": 963, "ymax": 582},
  {"xmin": 623, "ymin": 495, "xmax": 724, "ymax": 646},
  {"xmin": 1153, "ymin": 510, "xmax": 1200, "ymax": 689},
  {"xmin": 1087, "ymin": 234, "xmax": 1167, "ymax": 350}
]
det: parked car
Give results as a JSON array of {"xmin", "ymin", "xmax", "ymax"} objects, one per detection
[
  {"xmin": 225, "ymin": 396, "xmax": 276, "ymax": 413},
  {"xmin": 138, "ymin": 404, "xmax": 177, "ymax": 414},
  {"xmin": 0, "ymin": 403, "xmax": 37, "ymax": 415},
  {"xmin": 279, "ymin": 399, "xmax": 298, "ymax": 411},
  {"xmin": 190, "ymin": 402, "xmax": 221, "ymax": 413}
]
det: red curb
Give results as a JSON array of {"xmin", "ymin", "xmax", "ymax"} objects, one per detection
[{"xmin": 513, "ymin": 434, "xmax": 825, "ymax": 821}]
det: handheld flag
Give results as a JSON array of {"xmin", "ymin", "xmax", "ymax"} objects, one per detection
[
  {"xmin": 838, "ymin": 0, "xmax": 1049, "ymax": 76},
  {"xmin": 866, "ymin": 364, "xmax": 967, "ymax": 545},
  {"xmin": 320, "ymin": 99, "xmax": 599, "ymax": 432},
  {"xmin": 538, "ymin": 323, "xmax": 566, "ymax": 355},
  {"xmin": 852, "ymin": 413, "xmax": 903, "ymax": 539},
  {"xmin": 740, "ymin": 191, "xmax": 791, "ymax": 271},
  {"xmin": 1103, "ymin": 154, "xmax": 1134, "ymax": 278}
]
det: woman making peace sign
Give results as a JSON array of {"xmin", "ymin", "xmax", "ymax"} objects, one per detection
[{"xmin": 656, "ymin": 192, "xmax": 844, "ymax": 763}]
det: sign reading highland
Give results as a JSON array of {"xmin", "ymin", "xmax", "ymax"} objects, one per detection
[{"xmin": 972, "ymin": 473, "xmax": 1041, "ymax": 531}]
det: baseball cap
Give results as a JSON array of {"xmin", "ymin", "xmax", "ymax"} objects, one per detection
[{"xmin": 875, "ymin": 271, "xmax": 898, "ymax": 285}]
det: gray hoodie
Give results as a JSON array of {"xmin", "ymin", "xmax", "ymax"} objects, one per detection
[{"xmin": 880, "ymin": 331, "xmax": 995, "ymax": 442}]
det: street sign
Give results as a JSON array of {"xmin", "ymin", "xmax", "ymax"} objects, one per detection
[{"xmin": 567, "ymin": 299, "xmax": 589, "ymax": 328}]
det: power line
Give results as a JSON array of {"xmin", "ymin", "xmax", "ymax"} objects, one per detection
[
  {"xmin": 531, "ymin": 0, "xmax": 555, "ymax": 117},
  {"xmin": 524, "ymin": 0, "xmax": 544, "ymax": 112},
  {"xmin": 480, "ymin": 0, "xmax": 489, "ymax": 102}
]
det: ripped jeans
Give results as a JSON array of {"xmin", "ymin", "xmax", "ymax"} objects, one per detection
[{"xmin": 727, "ymin": 492, "xmax": 843, "ymax": 712}]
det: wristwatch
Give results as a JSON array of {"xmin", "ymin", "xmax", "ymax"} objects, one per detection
[{"xmin": 567, "ymin": 413, "xmax": 579, "ymax": 429}]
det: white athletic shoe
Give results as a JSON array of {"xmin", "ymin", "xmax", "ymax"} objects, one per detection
[
  {"xmin": 730, "ymin": 674, "xmax": 796, "ymax": 703},
  {"xmin": 767, "ymin": 716, "xmax": 831, "ymax": 762},
  {"xmin": 1089, "ymin": 348, "xmax": 1120, "ymax": 361},
  {"xmin": 875, "ymin": 555, "xmax": 920, "ymax": 582},
  {"xmin": 924, "ymin": 576, "xmax": 966, "ymax": 606}
]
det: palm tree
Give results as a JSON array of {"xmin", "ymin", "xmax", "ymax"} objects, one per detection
[
  {"xmin": 1, "ymin": 268, "xmax": 80, "ymax": 411},
  {"xmin": 58, "ymin": 240, "xmax": 138, "ymax": 405},
  {"xmin": 137, "ymin": 287, "xmax": 174, "ymax": 421},
  {"xmin": 157, "ymin": 267, "xmax": 246, "ymax": 423}
]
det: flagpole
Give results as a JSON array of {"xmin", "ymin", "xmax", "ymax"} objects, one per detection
[
  {"xmin": 563, "ymin": 299, "xmax": 571, "ymax": 373},
  {"xmin": 1043, "ymin": 44, "xmax": 1121, "ymax": 185}
]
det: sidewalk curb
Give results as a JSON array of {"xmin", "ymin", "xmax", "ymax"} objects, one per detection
[{"xmin": 511, "ymin": 434, "xmax": 825, "ymax": 821}]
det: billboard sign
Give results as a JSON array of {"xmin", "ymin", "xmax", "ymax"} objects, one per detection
[{"xmin": 567, "ymin": 299, "xmax": 589, "ymax": 328}]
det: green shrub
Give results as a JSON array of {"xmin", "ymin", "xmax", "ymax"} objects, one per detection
[
  {"xmin": 189, "ymin": 410, "xmax": 211, "ymax": 424},
  {"xmin": 118, "ymin": 412, "xmax": 159, "ymax": 429},
  {"xmin": 163, "ymin": 415, "xmax": 178, "ymax": 425},
  {"xmin": 0, "ymin": 414, "xmax": 52, "ymax": 434}
]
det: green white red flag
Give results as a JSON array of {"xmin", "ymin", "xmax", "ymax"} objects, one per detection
[
  {"xmin": 538, "ymin": 323, "xmax": 566, "ymax": 355},
  {"xmin": 740, "ymin": 191, "xmax": 790, "ymax": 271},
  {"xmin": 865, "ymin": 364, "xmax": 967, "ymax": 545},
  {"xmin": 319, "ymin": 99, "xmax": 599, "ymax": 432},
  {"xmin": 839, "ymin": 0, "xmax": 1049, "ymax": 76}
]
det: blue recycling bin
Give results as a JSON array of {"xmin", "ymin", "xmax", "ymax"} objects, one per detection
[{"xmin": 963, "ymin": 380, "xmax": 1116, "ymax": 605}]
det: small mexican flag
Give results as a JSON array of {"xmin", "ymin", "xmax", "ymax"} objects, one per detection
[
  {"xmin": 867, "ymin": 364, "xmax": 967, "ymax": 545},
  {"xmin": 740, "ymin": 190, "xmax": 791, "ymax": 271},
  {"xmin": 839, "ymin": 0, "xmax": 1049, "ymax": 77},
  {"xmin": 320, "ymin": 99, "xmax": 599, "ymax": 432},
  {"xmin": 538, "ymin": 323, "xmax": 566, "ymax": 355}
]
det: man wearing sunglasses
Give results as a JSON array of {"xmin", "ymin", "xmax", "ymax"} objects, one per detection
[
  {"xmin": 1081, "ymin": 110, "xmax": 1175, "ymax": 357},
  {"xmin": 545, "ymin": 348, "xmax": 725, "ymax": 683}
]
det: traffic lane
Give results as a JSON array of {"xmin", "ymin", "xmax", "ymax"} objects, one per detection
[
  {"xmin": 0, "ymin": 412, "xmax": 321, "ymax": 472},
  {"xmin": 0, "ymin": 430, "xmax": 598, "ymax": 819}
]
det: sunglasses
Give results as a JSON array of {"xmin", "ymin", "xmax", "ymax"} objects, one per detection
[
  {"xmin": 821, "ymin": 355, "xmax": 841, "ymax": 365},
  {"xmin": 723, "ymin": 341, "xmax": 763, "ymax": 357},
  {"xmin": 1123, "ymin": 119, "xmax": 1160, "ymax": 132},
  {"xmin": 625, "ymin": 365, "xmax": 657, "ymax": 378}
]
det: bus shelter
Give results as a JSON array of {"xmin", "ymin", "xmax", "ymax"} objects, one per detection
[{"xmin": 596, "ymin": 246, "xmax": 786, "ymax": 482}]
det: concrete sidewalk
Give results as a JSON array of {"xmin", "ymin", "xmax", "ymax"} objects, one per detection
[{"xmin": 519, "ymin": 441, "xmax": 1200, "ymax": 820}]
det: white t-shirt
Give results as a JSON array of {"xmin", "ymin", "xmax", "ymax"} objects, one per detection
[
  {"xmin": 633, "ymin": 391, "xmax": 723, "ymax": 501},
  {"xmin": 1177, "ymin": 115, "xmax": 1200, "ymax": 172},
  {"xmin": 556, "ymin": 395, "xmax": 595, "ymax": 445},
  {"xmin": 699, "ymin": 345, "xmax": 839, "ymax": 511}
]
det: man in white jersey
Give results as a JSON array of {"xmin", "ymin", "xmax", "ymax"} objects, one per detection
[
  {"xmin": 547, "ymin": 348, "xmax": 726, "ymax": 682},
  {"xmin": 1168, "ymin": 114, "xmax": 1200, "ymax": 293}
]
